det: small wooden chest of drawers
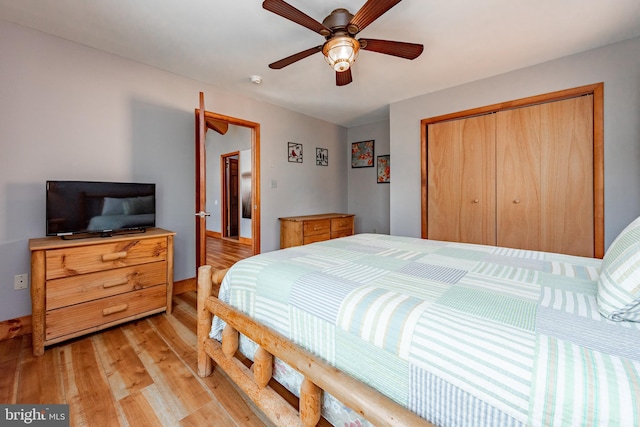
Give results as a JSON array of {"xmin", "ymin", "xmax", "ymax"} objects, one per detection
[
  {"xmin": 29, "ymin": 228, "xmax": 175, "ymax": 356},
  {"xmin": 279, "ymin": 213, "xmax": 355, "ymax": 248}
]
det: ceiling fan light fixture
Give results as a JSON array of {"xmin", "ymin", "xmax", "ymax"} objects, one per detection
[{"xmin": 323, "ymin": 36, "xmax": 360, "ymax": 72}]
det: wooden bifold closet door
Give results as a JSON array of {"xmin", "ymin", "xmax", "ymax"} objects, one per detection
[
  {"xmin": 427, "ymin": 94, "xmax": 594, "ymax": 257},
  {"xmin": 496, "ymin": 95, "xmax": 593, "ymax": 255},
  {"xmin": 427, "ymin": 114, "xmax": 496, "ymax": 245}
]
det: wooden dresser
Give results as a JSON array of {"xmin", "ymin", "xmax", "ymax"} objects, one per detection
[
  {"xmin": 29, "ymin": 228, "xmax": 175, "ymax": 356},
  {"xmin": 279, "ymin": 213, "xmax": 355, "ymax": 248}
]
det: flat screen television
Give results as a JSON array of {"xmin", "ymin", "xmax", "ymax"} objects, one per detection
[{"xmin": 46, "ymin": 180, "xmax": 156, "ymax": 237}]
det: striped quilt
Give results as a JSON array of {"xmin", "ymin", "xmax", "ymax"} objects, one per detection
[{"xmin": 210, "ymin": 234, "xmax": 640, "ymax": 426}]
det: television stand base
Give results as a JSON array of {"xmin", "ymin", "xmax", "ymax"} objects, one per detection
[{"xmin": 60, "ymin": 228, "xmax": 147, "ymax": 240}]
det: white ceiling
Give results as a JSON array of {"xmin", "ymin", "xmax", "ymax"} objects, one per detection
[{"xmin": 1, "ymin": 0, "xmax": 639, "ymax": 127}]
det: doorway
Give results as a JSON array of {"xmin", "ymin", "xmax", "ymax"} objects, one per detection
[
  {"xmin": 195, "ymin": 92, "xmax": 260, "ymax": 272},
  {"xmin": 221, "ymin": 152, "xmax": 239, "ymax": 240}
]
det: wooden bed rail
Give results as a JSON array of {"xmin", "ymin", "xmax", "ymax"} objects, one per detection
[{"xmin": 197, "ymin": 264, "xmax": 434, "ymax": 427}]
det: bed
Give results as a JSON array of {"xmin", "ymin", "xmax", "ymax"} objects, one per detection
[{"xmin": 197, "ymin": 219, "xmax": 640, "ymax": 426}]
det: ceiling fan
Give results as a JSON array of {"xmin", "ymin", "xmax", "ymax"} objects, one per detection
[{"xmin": 262, "ymin": 0, "xmax": 424, "ymax": 86}]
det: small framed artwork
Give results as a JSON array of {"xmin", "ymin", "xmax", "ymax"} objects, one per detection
[
  {"xmin": 351, "ymin": 140, "xmax": 374, "ymax": 168},
  {"xmin": 377, "ymin": 155, "xmax": 390, "ymax": 183},
  {"xmin": 288, "ymin": 142, "xmax": 303, "ymax": 163},
  {"xmin": 316, "ymin": 148, "xmax": 328, "ymax": 166}
]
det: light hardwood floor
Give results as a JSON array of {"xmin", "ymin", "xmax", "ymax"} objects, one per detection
[
  {"xmin": 205, "ymin": 236, "xmax": 253, "ymax": 271},
  {"xmin": 1, "ymin": 238, "xmax": 265, "ymax": 427}
]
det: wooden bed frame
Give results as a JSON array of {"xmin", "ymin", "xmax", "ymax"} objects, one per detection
[{"xmin": 196, "ymin": 265, "xmax": 434, "ymax": 427}]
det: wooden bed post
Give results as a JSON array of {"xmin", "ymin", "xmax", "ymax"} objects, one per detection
[
  {"xmin": 222, "ymin": 324, "xmax": 239, "ymax": 357},
  {"xmin": 197, "ymin": 265, "xmax": 214, "ymax": 377},
  {"xmin": 253, "ymin": 347, "xmax": 273, "ymax": 389},
  {"xmin": 300, "ymin": 378, "xmax": 322, "ymax": 427}
]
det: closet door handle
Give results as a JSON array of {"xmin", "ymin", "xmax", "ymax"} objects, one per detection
[
  {"xmin": 473, "ymin": 199, "xmax": 479, "ymax": 204},
  {"xmin": 513, "ymin": 199, "xmax": 521, "ymax": 204}
]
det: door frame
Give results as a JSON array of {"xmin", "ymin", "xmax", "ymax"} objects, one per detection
[
  {"xmin": 420, "ymin": 82, "xmax": 604, "ymax": 258},
  {"xmin": 195, "ymin": 93, "xmax": 261, "ymax": 272},
  {"xmin": 221, "ymin": 152, "xmax": 240, "ymax": 239}
]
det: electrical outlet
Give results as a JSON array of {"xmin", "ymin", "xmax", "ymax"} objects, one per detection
[{"xmin": 14, "ymin": 274, "xmax": 28, "ymax": 290}]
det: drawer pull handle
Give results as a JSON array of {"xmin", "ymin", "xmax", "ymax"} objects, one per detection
[
  {"xmin": 103, "ymin": 279, "xmax": 129, "ymax": 289},
  {"xmin": 102, "ymin": 251, "xmax": 128, "ymax": 262},
  {"xmin": 102, "ymin": 304, "xmax": 129, "ymax": 316}
]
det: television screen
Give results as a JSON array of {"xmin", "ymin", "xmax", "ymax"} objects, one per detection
[{"xmin": 46, "ymin": 181, "xmax": 156, "ymax": 237}]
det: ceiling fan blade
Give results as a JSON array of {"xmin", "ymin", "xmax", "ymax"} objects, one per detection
[
  {"xmin": 350, "ymin": 0, "xmax": 402, "ymax": 33},
  {"xmin": 262, "ymin": 0, "xmax": 331, "ymax": 35},
  {"xmin": 269, "ymin": 46, "xmax": 323, "ymax": 69},
  {"xmin": 360, "ymin": 38, "xmax": 424, "ymax": 59},
  {"xmin": 336, "ymin": 69, "xmax": 353, "ymax": 86}
]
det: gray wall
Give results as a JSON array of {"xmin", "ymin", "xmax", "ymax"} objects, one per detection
[
  {"xmin": 347, "ymin": 120, "xmax": 391, "ymax": 234},
  {"xmin": 0, "ymin": 20, "xmax": 347, "ymax": 321},
  {"xmin": 389, "ymin": 36, "xmax": 640, "ymax": 248}
]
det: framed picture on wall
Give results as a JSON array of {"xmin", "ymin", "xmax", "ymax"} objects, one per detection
[
  {"xmin": 316, "ymin": 148, "xmax": 328, "ymax": 166},
  {"xmin": 288, "ymin": 142, "xmax": 303, "ymax": 163},
  {"xmin": 351, "ymin": 140, "xmax": 374, "ymax": 168},
  {"xmin": 377, "ymin": 155, "xmax": 390, "ymax": 183}
]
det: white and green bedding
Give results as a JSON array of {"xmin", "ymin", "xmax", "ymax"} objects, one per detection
[{"xmin": 210, "ymin": 233, "xmax": 640, "ymax": 426}]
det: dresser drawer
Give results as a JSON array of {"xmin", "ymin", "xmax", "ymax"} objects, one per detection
[
  {"xmin": 303, "ymin": 233, "xmax": 330, "ymax": 245},
  {"xmin": 45, "ymin": 285, "xmax": 166, "ymax": 341},
  {"xmin": 46, "ymin": 262, "xmax": 167, "ymax": 310},
  {"xmin": 331, "ymin": 217, "xmax": 353, "ymax": 232},
  {"xmin": 303, "ymin": 219, "xmax": 330, "ymax": 236},
  {"xmin": 45, "ymin": 237, "xmax": 167, "ymax": 280}
]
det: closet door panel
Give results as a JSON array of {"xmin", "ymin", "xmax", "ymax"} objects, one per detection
[
  {"xmin": 427, "ymin": 114, "xmax": 496, "ymax": 245},
  {"xmin": 496, "ymin": 107, "xmax": 541, "ymax": 251},
  {"xmin": 540, "ymin": 95, "xmax": 594, "ymax": 257}
]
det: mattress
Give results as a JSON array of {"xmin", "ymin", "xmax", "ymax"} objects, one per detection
[{"xmin": 211, "ymin": 233, "xmax": 640, "ymax": 426}]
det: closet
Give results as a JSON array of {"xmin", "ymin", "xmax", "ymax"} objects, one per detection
[{"xmin": 421, "ymin": 84, "xmax": 604, "ymax": 258}]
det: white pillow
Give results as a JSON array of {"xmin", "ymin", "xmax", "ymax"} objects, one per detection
[
  {"xmin": 597, "ymin": 215, "xmax": 640, "ymax": 321},
  {"xmin": 101, "ymin": 197, "xmax": 126, "ymax": 215}
]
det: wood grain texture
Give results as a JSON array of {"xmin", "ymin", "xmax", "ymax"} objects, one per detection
[
  {"xmin": 45, "ymin": 285, "xmax": 166, "ymax": 340},
  {"xmin": 0, "ymin": 315, "xmax": 31, "ymax": 341},
  {"xmin": 45, "ymin": 262, "xmax": 167, "ymax": 310},
  {"xmin": 172, "ymin": 230, "xmax": 253, "ymax": 297},
  {"xmin": 421, "ymin": 83, "xmax": 604, "ymax": 257},
  {"xmin": 279, "ymin": 213, "xmax": 355, "ymax": 249},
  {"xmin": 30, "ymin": 229, "xmax": 175, "ymax": 355},
  {"xmin": 15, "ymin": 337, "xmax": 64, "ymax": 404},
  {"xmin": 496, "ymin": 105, "xmax": 542, "ymax": 251},
  {"xmin": 538, "ymin": 95, "xmax": 594, "ymax": 256},
  {"xmin": 427, "ymin": 114, "xmax": 496, "ymax": 245},
  {"xmin": 496, "ymin": 96, "xmax": 594, "ymax": 256},
  {"xmin": 5, "ymin": 239, "xmax": 266, "ymax": 426},
  {"xmin": 44, "ymin": 237, "xmax": 167, "ymax": 280},
  {"xmin": 2, "ymin": 294, "xmax": 270, "ymax": 427}
]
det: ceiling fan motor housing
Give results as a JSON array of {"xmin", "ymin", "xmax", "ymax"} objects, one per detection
[{"xmin": 322, "ymin": 8, "xmax": 358, "ymax": 37}]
